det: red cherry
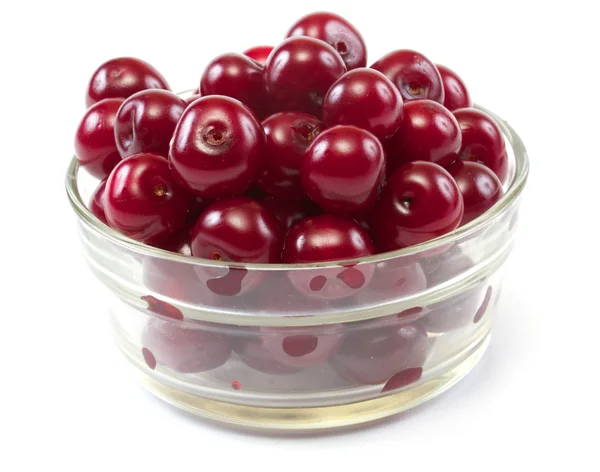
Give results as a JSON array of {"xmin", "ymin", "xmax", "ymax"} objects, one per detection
[
  {"xmin": 169, "ymin": 96, "xmax": 266, "ymax": 199},
  {"xmin": 453, "ymin": 108, "xmax": 508, "ymax": 183},
  {"xmin": 242, "ymin": 45, "xmax": 274, "ymax": 65},
  {"xmin": 423, "ymin": 285, "xmax": 489, "ymax": 332},
  {"xmin": 385, "ymin": 99, "xmax": 461, "ymax": 171},
  {"xmin": 142, "ymin": 319, "xmax": 231, "ymax": 373},
  {"xmin": 436, "ymin": 64, "xmax": 472, "ymax": 111},
  {"xmin": 114, "ymin": 89, "xmax": 186, "ymax": 159},
  {"xmin": 150, "ymin": 227, "xmax": 192, "ymax": 255},
  {"xmin": 372, "ymin": 161, "xmax": 464, "ymax": 250},
  {"xmin": 261, "ymin": 197, "xmax": 318, "ymax": 232},
  {"xmin": 264, "ymin": 37, "xmax": 346, "ymax": 117},
  {"xmin": 447, "ymin": 160, "xmax": 504, "ymax": 225},
  {"xmin": 233, "ymin": 330, "xmax": 300, "ymax": 375},
  {"xmin": 285, "ymin": 11, "xmax": 367, "ymax": 70},
  {"xmin": 184, "ymin": 93, "xmax": 202, "ymax": 105},
  {"xmin": 89, "ymin": 179, "xmax": 108, "ymax": 224},
  {"xmin": 257, "ymin": 112, "xmax": 326, "ymax": 199},
  {"xmin": 283, "ymin": 215, "xmax": 375, "ymax": 300},
  {"xmin": 371, "ymin": 49, "xmax": 444, "ymax": 104},
  {"xmin": 104, "ymin": 153, "xmax": 190, "ymax": 244},
  {"xmin": 185, "ymin": 195, "xmax": 210, "ymax": 227},
  {"xmin": 85, "ymin": 57, "xmax": 169, "ymax": 107},
  {"xmin": 331, "ymin": 319, "xmax": 429, "ymax": 385},
  {"xmin": 191, "ymin": 196, "xmax": 282, "ymax": 263},
  {"xmin": 302, "ymin": 126, "xmax": 386, "ymax": 215},
  {"xmin": 200, "ymin": 53, "xmax": 268, "ymax": 118},
  {"xmin": 74, "ymin": 98, "xmax": 124, "ymax": 179},
  {"xmin": 323, "ymin": 68, "xmax": 404, "ymax": 141},
  {"xmin": 259, "ymin": 325, "xmax": 345, "ymax": 368}
]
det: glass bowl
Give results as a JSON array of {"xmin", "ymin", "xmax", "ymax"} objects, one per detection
[{"xmin": 65, "ymin": 104, "xmax": 528, "ymax": 431}]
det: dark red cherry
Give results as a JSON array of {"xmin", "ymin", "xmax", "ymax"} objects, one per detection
[
  {"xmin": 331, "ymin": 319, "xmax": 429, "ymax": 385},
  {"xmin": 150, "ymin": 226, "xmax": 192, "ymax": 255},
  {"xmin": 114, "ymin": 89, "xmax": 186, "ymax": 159},
  {"xmin": 285, "ymin": 11, "xmax": 367, "ymax": 70},
  {"xmin": 257, "ymin": 112, "xmax": 326, "ymax": 199},
  {"xmin": 184, "ymin": 93, "xmax": 202, "ymax": 105},
  {"xmin": 371, "ymin": 49, "xmax": 444, "ymax": 104},
  {"xmin": 169, "ymin": 96, "xmax": 266, "ymax": 199},
  {"xmin": 142, "ymin": 319, "xmax": 231, "ymax": 373},
  {"xmin": 385, "ymin": 99, "xmax": 461, "ymax": 171},
  {"xmin": 85, "ymin": 57, "xmax": 169, "ymax": 107},
  {"xmin": 302, "ymin": 125, "xmax": 386, "ymax": 215},
  {"xmin": 436, "ymin": 64, "xmax": 472, "ymax": 111},
  {"xmin": 323, "ymin": 68, "xmax": 404, "ymax": 141},
  {"xmin": 185, "ymin": 195, "xmax": 210, "ymax": 227},
  {"xmin": 453, "ymin": 108, "xmax": 509, "ymax": 184},
  {"xmin": 372, "ymin": 161, "xmax": 464, "ymax": 250},
  {"xmin": 89, "ymin": 179, "xmax": 108, "ymax": 224},
  {"xmin": 264, "ymin": 37, "xmax": 346, "ymax": 117},
  {"xmin": 104, "ymin": 153, "xmax": 190, "ymax": 244},
  {"xmin": 191, "ymin": 196, "xmax": 282, "ymax": 263},
  {"xmin": 242, "ymin": 45, "xmax": 274, "ymax": 65},
  {"xmin": 74, "ymin": 98, "xmax": 124, "ymax": 179},
  {"xmin": 200, "ymin": 53, "xmax": 267, "ymax": 118},
  {"xmin": 447, "ymin": 160, "xmax": 504, "ymax": 225},
  {"xmin": 261, "ymin": 197, "xmax": 318, "ymax": 232},
  {"xmin": 283, "ymin": 215, "xmax": 375, "ymax": 300}
]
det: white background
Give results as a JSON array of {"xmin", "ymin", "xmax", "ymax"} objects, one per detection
[{"xmin": 1, "ymin": 0, "xmax": 599, "ymax": 470}]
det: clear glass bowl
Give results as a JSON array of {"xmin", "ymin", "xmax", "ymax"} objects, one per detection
[{"xmin": 65, "ymin": 104, "xmax": 528, "ymax": 431}]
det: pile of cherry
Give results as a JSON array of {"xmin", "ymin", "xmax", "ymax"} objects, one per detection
[{"xmin": 76, "ymin": 11, "xmax": 509, "ymax": 268}]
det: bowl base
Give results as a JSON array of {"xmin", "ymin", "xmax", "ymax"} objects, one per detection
[{"xmin": 134, "ymin": 334, "xmax": 490, "ymax": 431}]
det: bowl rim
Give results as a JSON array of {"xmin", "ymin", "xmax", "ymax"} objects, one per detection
[{"xmin": 65, "ymin": 103, "xmax": 529, "ymax": 271}]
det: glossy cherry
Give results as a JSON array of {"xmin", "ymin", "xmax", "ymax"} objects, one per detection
[
  {"xmin": 264, "ymin": 36, "xmax": 346, "ymax": 117},
  {"xmin": 114, "ymin": 89, "xmax": 186, "ymax": 159},
  {"xmin": 85, "ymin": 57, "xmax": 170, "ymax": 107},
  {"xmin": 169, "ymin": 95, "xmax": 266, "ymax": 199},
  {"xmin": 323, "ymin": 68, "xmax": 404, "ymax": 141},
  {"xmin": 74, "ymin": 98, "xmax": 124, "ymax": 179},
  {"xmin": 285, "ymin": 11, "xmax": 367, "ymax": 70},
  {"xmin": 331, "ymin": 319, "xmax": 429, "ymax": 385},
  {"xmin": 261, "ymin": 197, "xmax": 318, "ymax": 232},
  {"xmin": 453, "ymin": 108, "xmax": 509, "ymax": 184},
  {"xmin": 372, "ymin": 161, "xmax": 464, "ymax": 250},
  {"xmin": 371, "ymin": 49, "xmax": 444, "ymax": 104},
  {"xmin": 385, "ymin": 99, "xmax": 461, "ymax": 171},
  {"xmin": 302, "ymin": 125, "xmax": 386, "ymax": 215},
  {"xmin": 436, "ymin": 64, "xmax": 472, "ymax": 111},
  {"xmin": 104, "ymin": 153, "xmax": 190, "ymax": 244},
  {"xmin": 257, "ymin": 111, "xmax": 326, "ymax": 199},
  {"xmin": 200, "ymin": 53, "xmax": 268, "ymax": 118},
  {"xmin": 142, "ymin": 319, "xmax": 231, "ymax": 373},
  {"xmin": 191, "ymin": 196, "xmax": 282, "ymax": 263},
  {"xmin": 283, "ymin": 215, "xmax": 375, "ymax": 300},
  {"xmin": 242, "ymin": 45, "xmax": 273, "ymax": 65},
  {"xmin": 447, "ymin": 160, "xmax": 504, "ymax": 225},
  {"xmin": 89, "ymin": 179, "xmax": 108, "ymax": 224}
]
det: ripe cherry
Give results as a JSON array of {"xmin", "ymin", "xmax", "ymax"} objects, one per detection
[
  {"xmin": 74, "ymin": 98, "xmax": 124, "ymax": 179},
  {"xmin": 169, "ymin": 96, "xmax": 266, "ymax": 199},
  {"xmin": 114, "ymin": 89, "xmax": 186, "ymax": 158},
  {"xmin": 453, "ymin": 108, "xmax": 509, "ymax": 184},
  {"xmin": 302, "ymin": 125, "xmax": 386, "ymax": 215},
  {"xmin": 372, "ymin": 161, "xmax": 464, "ymax": 250},
  {"xmin": 285, "ymin": 11, "xmax": 367, "ymax": 70},
  {"xmin": 257, "ymin": 112, "xmax": 326, "ymax": 199},
  {"xmin": 200, "ymin": 53, "xmax": 268, "ymax": 118},
  {"xmin": 191, "ymin": 196, "xmax": 282, "ymax": 263},
  {"xmin": 436, "ymin": 64, "xmax": 472, "ymax": 111},
  {"xmin": 323, "ymin": 68, "xmax": 404, "ymax": 141},
  {"xmin": 89, "ymin": 179, "xmax": 108, "ymax": 225},
  {"xmin": 242, "ymin": 45, "xmax": 273, "ymax": 65},
  {"xmin": 385, "ymin": 99, "xmax": 461, "ymax": 171},
  {"xmin": 85, "ymin": 57, "xmax": 169, "ymax": 107},
  {"xmin": 447, "ymin": 160, "xmax": 504, "ymax": 225},
  {"xmin": 264, "ymin": 36, "xmax": 346, "ymax": 117},
  {"xmin": 104, "ymin": 153, "xmax": 190, "ymax": 244},
  {"xmin": 371, "ymin": 49, "xmax": 444, "ymax": 104},
  {"xmin": 283, "ymin": 215, "xmax": 375, "ymax": 300}
]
